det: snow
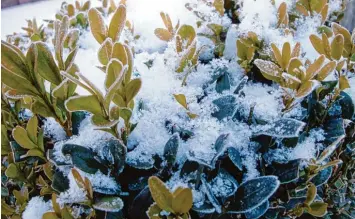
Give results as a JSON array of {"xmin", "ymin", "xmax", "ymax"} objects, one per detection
[{"xmin": 22, "ymin": 196, "xmax": 52, "ymax": 219}]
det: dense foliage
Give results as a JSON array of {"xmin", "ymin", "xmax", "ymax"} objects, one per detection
[{"xmin": 1, "ymin": 0, "xmax": 354, "ymax": 218}]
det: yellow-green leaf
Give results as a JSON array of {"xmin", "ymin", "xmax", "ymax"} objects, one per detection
[
  {"xmin": 339, "ymin": 75, "xmax": 350, "ymax": 91},
  {"xmin": 316, "ymin": 61, "xmax": 336, "ymax": 81},
  {"xmin": 172, "ymin": 187, "xmax": 193, "ymax": 214},
  {"xmin": 26, "ymin": 116, "xmax": 38, "ymax": 143},
  {"xmin": 105, "ymin": 58, "xmax": 124, "ymax": 89},
  {"xmin": 174, "ymin": 94, "xmax": 188, "ymax": 110},
  {"xmin": 331, "ymin": 34, "xmax": 344, "ymax": 60},
  {"xmin": 108, "ymin": 4, "xmax": 126, "ymax": 42},
  {"xmin": 33, "ymin": 42, "xmax": 62, "ymax": 85},
  {"xmin": 177, "ymin": 25, "xmax": 196, "ymax": 46},
  {"xmin": 305, "ymin": 55, "xmax": 325, "ymax": 81},
  {"xmin": 147, "ymin": 203, "xmax": 161, "ymax": 219},
  {"xmin": 309, "ymin": 34, "xmax": 324, "ymax": 55},
  {"xmin": 321, "ymin": 33, "xmax": 331, "ymax": 59},
  {"xmin": 98, "ymin": 38, "xmax": 113, "ymax": 65},
  {"xmin": 65, "ymin": 95, "xmax": 103, "ymax": 115},
  {"xmin": 154, "ymin": 28, "xmax": 173, "ymax": 41},
  {"xmin": 307, "ymin": 202, "xmax": 328, "ymax": 217},
  {"xmin": 305, "ymin": 183, "xmax": 317, "ymax": 205},
  {"xmin": 88, "ymin": 8, "xmax": 107, "ymax": 44},
  {"xmin": 271, "ymin": 43, "xmax": 282, "ymax": 67},
  {"xmin": 295, "ymin": 80, "xmax": 319, "ymax": 99},
  {"xmin": 282, "ymin": 42, "xmax": 291, "ymax": 70},
  {"xmin": 1, "ymin": 40, "xmax": 29, "ymax": 80},
  {"xmin": 213, "ymin": 0, "xmax": 224, "ymax": 16},
  {"xmin": 254, "ymin": 59, "xmax": 281, "ymax": 82},
  {"xmin": 5, "ymin": 163, "xmax": 20, "ymax": 178},
  {"xmin": 125, "ymin": 78, "xmax": 142, "ymax": 103},
  {"xmin": 148, "ymin": 176, "xmax": 174, "ymax": 213},
  {"xmin": 12, "ymin": 126, "xmax": 37, "ymax": 149}
]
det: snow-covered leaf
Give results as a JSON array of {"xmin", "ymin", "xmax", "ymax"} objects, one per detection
[
  {"xmin": 234, "ymin": 76, "xmax": 248, "ymax": 95},
  {"xmin": 163, "ymin": 134, "xmax": 179, "ymax": 165},
  {"xmin": 93, "ymin": 196, "xmax": 124, "ymax": 212},
  {"xmin": 258, "ymin": 118, "xmax": 305, "ymax": 138},
  {"xmin": 212, "ymin": 95, "xmax": 237, "ymax": 120},
  {"xmin": 215, "ymin": 71, "xmax": 230, "ymax": 93},
  {"xmin": 62, "ymin": 144, "xmax": 107, "ymax": 174},
  {"xmin": 226, "ymin": 176, "xmax": 280, "ymax": 213}
]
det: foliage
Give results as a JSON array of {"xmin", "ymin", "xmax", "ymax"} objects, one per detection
[{"xmin": 1, "ymin": 0, "xmax": 354, "ymax": 219}]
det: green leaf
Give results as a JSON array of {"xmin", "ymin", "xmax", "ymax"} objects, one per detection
[
  {"xmin": 33, "ymin": 42, "xmax": 62, "ymax": 85},
  {"xmin": 125, "ymin": 78, "xmax": 142, "ymax": 103},
  {"xmin": 148, "ymin": 176, "xmax": 174, "ymax": 212},
  {"xmin": 12, "ymin": 126, "xmax": 37, "ymax": 149},
  {"xmin": 26, "ymin": 116, "xmax": 38, "ymax": 143},
  {"xmin": 307, "ymin": 202, "xmax": 328, "ymax": 217},
  {"xmin": 172, "ymin": 187, "xmax": 193, "ymax": 214},
  {"xmin": 108, "ymin": 4, "xmax": 126, "ymax": 42},
  {"xmin": 88, "ymin": 8, "xmax": 107, "ymax": 44},
  {"xmin": 65, "ymin": 95, "xmax": 103, "ymax": 115},
  {"xmin": 93, "ymin": 196, "xmax": 124, "ymax": 212}
]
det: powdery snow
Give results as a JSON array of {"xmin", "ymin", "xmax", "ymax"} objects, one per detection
[{"xmin": 22, "ymin": 196, "xmax": 52, "ymax": 219}]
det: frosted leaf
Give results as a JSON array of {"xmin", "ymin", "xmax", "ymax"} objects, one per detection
[
  {"xmin": 226, "ymin": 176, "xmax": 280, "ymax": 213},
  {"xmin": 192, "ymin": 203, "xmax": 215, "ymax": 214},
  {"xmin": 201, "ymin": 178, "xmax": 222, "ymax": 213},
  {"xmin": 258, "ymin": 118, "xmax": 305, "ymax": 138},
  {"xmin": 311, "ymin": 166, "xmax": 332, "ymax": 187},
  {"xmin": 210, "ymin": 169, "xmax": 239, "ymax": 198},
  {"xmin": 234, "ymin": 76, "xmax": 248, "ymax": 95},
  {"xmin": 93, "ymin": 196, "xmax": 124, "ymax": 212},
  {"xmin": 245, "ymin": 201, "xmax": 269, "ymax": 219},
  {"xmin": 268, "ymin": 159, "xmax": 300, "ymax": 184},
  {"xmin": 228, "ymin": 147, "xmax": 243, "ymax": 171}
]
